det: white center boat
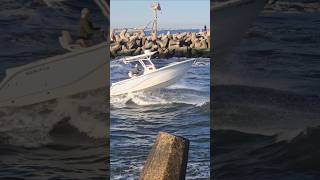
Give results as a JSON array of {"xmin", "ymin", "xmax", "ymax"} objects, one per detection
[
  {"xmin": 110, "ymin": 51, "xmax": 195, "ymax": 96},
  {"xmin": 0, "ymin": 43, "xmax": 108, "ymax": 107}
]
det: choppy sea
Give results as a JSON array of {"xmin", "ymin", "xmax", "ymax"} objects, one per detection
[
  {"xmin": 110, "ymin": 57, "xmax": 210, "ymax": 179},
  {"xmin": 213, "ymin": 1, "xmax": 320, "ymax": 179}
]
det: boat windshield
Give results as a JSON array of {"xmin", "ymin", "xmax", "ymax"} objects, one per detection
[{"xmin": 142, "ymin": 60, "xmax": 152, "ymax": 66}]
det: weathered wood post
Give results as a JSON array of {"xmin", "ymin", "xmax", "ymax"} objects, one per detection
[{"xmin": 139, "ymin": 131, "xmax": 189, "ymax": 180}]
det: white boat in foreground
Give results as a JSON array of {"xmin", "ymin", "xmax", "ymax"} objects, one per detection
[
  {"xmin": 0, "ymin": 0, "xmax": 110, "ymax": 107},
  {"xmin": 110, "ymin": 51, "xmax": 195, "ymax": 96},
  {"xmin": 0, "ymin": 43, "xmax": 108, "ymax": 107}
]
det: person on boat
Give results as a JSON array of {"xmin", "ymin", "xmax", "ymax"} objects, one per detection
[
  {"xmin": 130, "ymin": 64, "xmax": 142, "ymax": 77},
  {"xmin": 79, "ymin": 8, "xmax": 103, "ymax": 46}
]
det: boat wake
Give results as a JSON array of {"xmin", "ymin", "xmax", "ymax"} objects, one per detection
[
  {"xmin": 111, "ymin": 88, "xmax": 208, "ymax": 108},
  {"xmin": 0, "ymin": 88, "xmax": 107, "ymax": 147}
]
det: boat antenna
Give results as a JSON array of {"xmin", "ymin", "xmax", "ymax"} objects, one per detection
[{"xmin": 151, "ymin": 2, "xmax": 161, "ymax": 36}]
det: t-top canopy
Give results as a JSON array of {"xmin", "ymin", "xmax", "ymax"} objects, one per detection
[{"xmin": 122, "ymin": 51, "xmax": 157, "ymax": 64}]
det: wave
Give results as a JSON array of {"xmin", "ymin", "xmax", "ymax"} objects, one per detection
[
  {"xmin": 111, "ymin": 88, "xmax": 209, "ymax": 108},
  {"xmin": 0, "ymin": 88, "xmax": 107, "ymax": 147},
  {"xmin": 212, "ymin": 85, "xmax": 320, "ymax": 141},
  {"xmin": 214, "ymin": 126, "xmax": 320, "ymax": 176}
]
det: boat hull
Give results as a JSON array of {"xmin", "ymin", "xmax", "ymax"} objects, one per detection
[
  {"xmin": 110, "ymin": 59, "xmax": 194, "ymax": 96},
  {"xmin": 212, "ymin": 0, "xmax": 268, "ymax": 60},
  {"xmin": 0, "ymin": 43, "xmax": 108, "ymax": 107}
]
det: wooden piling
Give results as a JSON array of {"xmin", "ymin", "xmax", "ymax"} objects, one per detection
[{"xmin": 139, "ymin": 131, "xmax": 189, "ymax": 180}]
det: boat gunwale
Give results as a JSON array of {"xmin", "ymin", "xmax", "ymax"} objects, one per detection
[
  {"xmin": 0, "ymin": 62, "xmax": 107, "ymax": 104},
  {"xmin": 0, "ymin": 42, "xmax": 107, "ymax": 90}
]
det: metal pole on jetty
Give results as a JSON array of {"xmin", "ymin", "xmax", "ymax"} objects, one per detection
[
  {"xmin": 139, "ymin": 132, "xmax": 189, "ymax": 180},
  {"xmin": 151, "ymin": 2, "xmax": 161, "ymax": 36},
  {"xmin": 110, "ymin": 2, "xmax": 210, "ymax": 58}
]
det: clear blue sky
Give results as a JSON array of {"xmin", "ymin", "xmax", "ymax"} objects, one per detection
[{"xmin": 110, "ymin": 0, "xmax": 210, "ymax": 29}]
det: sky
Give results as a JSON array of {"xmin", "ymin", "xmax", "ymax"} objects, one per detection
[{"xmin": 110, "ymin": 0, "xmax": 210, "ymax": 29}]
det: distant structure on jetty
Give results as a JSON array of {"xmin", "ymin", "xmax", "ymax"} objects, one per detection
[
  {"xmin": 150, "ymin": 2, "xmax": 161, "ymax": 36},
  {"xmin": 110, "ymin": 2, "xmax": 210, "ymax": 58}
]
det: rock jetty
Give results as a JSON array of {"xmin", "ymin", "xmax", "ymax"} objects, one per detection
[{"xmin": 110, "ymin": 29, "xmax": 210, "ymax": 58}]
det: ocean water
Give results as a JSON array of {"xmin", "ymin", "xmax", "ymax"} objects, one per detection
[
  {"xmin": 213, "ymin": 4, "xmax": 320, "ymax": 180},
  {"xmin": 110, "ymin": 57, "xmax": 210, "ymax": 179},
  {"xmin": 0, "ymin": 89, "xmax": 108, "ymax": 179},
  {"xmin": 0, "ymin": 0, "xmax": 108, "ymax": 179}
]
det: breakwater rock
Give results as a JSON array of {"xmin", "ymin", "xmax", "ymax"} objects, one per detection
[{"xmin": 110, "ymin": 29, "xmax": 210, "ymax": 58}]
